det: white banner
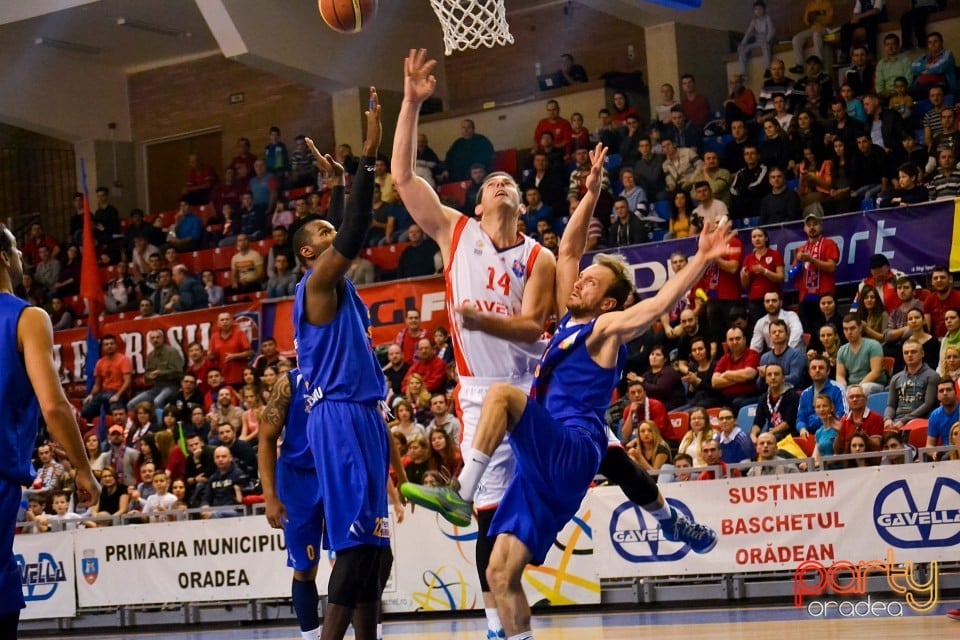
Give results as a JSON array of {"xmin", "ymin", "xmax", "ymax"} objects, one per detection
[
  {"xmin": 15, "ymin": 531, "xmax": 76, "ymax": 620},
  {"xmin": 74, "ymin": 516, "xmax": 331, "ymax": 607},
  {"xmin": 388, "ymin": 501, "xmax": 598, "ymax": 613},
  {"xmin": 591, "ymin": 463, "xmax": 960, "ymax": 579}
]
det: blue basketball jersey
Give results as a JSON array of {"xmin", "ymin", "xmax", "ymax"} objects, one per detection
[
  {"xmin": 0, "ymin": 294, "xmax": 40, "ymax": 485},
  {"xmin": 531, "ymin": 313, "xmax": 625, "ymax": 449},
  {"xmin": 279, "ymin": 369, "xmax": 312, "ymax": 470},
  {"xmin": 293, "ymin": 273, "xmax": 386, "ymax": 404}
]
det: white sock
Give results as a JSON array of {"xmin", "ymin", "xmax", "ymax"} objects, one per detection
[
  {"xmin": 458, "ymin": 450, "xmax": 490, "ymax": 502},
  {"xmin": 485, "ymin": 606, "xmax": 502, "ymax": 632},
  {"xmin": 376, "ymin": 621, "xmax": 383, "ymax": 640},
  {"xmin": 507, "ymin": 632, "xmax": 533, "ymax": 640},
  {"xmin": 648, "ymin": 504, "xmax": 675, "ymax": 522},
  {"xmin": 301, "ymin": 627, "xmax": 319, "ymax": 640}
]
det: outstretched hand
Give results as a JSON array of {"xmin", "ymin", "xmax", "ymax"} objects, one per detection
[
  {"xmin": 304, "ymin": 138, "xmax": 344, "ymax": 178},
  {"xmin": 697, "ymin": 215, "xmax": 736, "ymax": 263},
  {"xmin": 584, "ymin": 143, "xmax": 608, "ymax": 196},
  {"xmin": 362, "ymin": 86, "xmax": 382, "ymax": 157},
  {"xmin": 404, "ymin": 49, "xmax": 437, "ymax": 104}
]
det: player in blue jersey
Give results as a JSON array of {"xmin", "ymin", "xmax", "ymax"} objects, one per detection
[
  {"xmin": 288, "ymin": 86, "xmax": 393, "ymax": 640},
  {"xmin": 259, "ymin": 368, "xmax": 405, "ymax": 640},
  {"xmin": 0, "ymin": 224, "xmax": 100, "ymax": 637},
  {"xmin": 403, "ymin": 144, "xmax": 731, "ymax": 640}
]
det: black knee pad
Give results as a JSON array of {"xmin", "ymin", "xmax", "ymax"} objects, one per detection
[
  {"xmin": 327, "ymin": 545, "xmax": 383, "ymax": 607},
  {"xmin": 475, "ymin": 508, "xmax": 496, "ymax": 592},
  {"xmin": 600, "ymin": 446, "xmax": 661, "ymax": 506}
]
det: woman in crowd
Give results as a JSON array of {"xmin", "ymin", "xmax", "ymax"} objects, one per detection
[
  {"xmin": 51, "ymin": 245, "xmax": 81, "ymax": 297},
  {"xmin": 127, "ymin": 403, "xmax": 156, "ymax": 448},
  {"xmin": 828, "ymin": 138, "xmax": 853, "ymax": 214},
  {"xmin": 791, "ymin": 110, "xmax": 825, "ymax": 160},
  {"xmin": 170, "ymin": 479, "xmax": 190, "ymax": 513},
  {"xmin": 84, "ymin": 433, "xmax": 101, "ymax": 470},
  {"xmin": 759, "ymin": 117, "xmax": 792, "ymax": 172},
  {"xmin": 677, "ymin": 406, "xmax": 713, "ymax": 467},
  {"xmin": 940, "ymin": 345, "xmax": 960, "ymax": 383},
  {"xmin": 939, "ymin": 310, "xmax": 960, "ymax": 371},
  {"xmin": 388, "ymin": 400, "xmax": 426, "ymax": 442},
  {"xmin": 840, "ymin": 84, "xmax": 867, "ymax": 123},
  {"xmin": 740, "ymin": 227, "xmax": 784, "ymax": 329},
  {"xmin": 135, "ymin": 432, "xmax": 162, "ymax": 483},
  {"xmin": 667, "ymin": 190, "xmax": 699, "ymax": 239},
  {"xmin": 655, "ymin": 83, "xmax": 680, "ymax": 126},
  {"xmin": 797, "ymin": 145, "xmax": 833, "ymax": 209},
  {"xmin": 878, "ymin": 162, "xmax": 929, "ymax": 207},
  {"xmin": 569, "ymin": 112, "xmax": 590, "ymax": 152},
  {"xmin": 881, "ymin": 432, "xmax": 916, "ymax": 464},
  {"xmin": 636, "ymin": 345, "xmax": 685, "ymax": 410},
  {"xmin": 810, "ymin": 324, "xmax": 841, "ymax": 376},
  {"xmin": 259, "ymin": 365, "xmax": 279, "ymax": 405},
  {"xmin": 904, "ymin": 307, "xmax": 940, "ymax": 370},
  {"xmin": 839, "ymin": 431, "xmax": 877, "ymax": 468},
  {"xmin": 392, "ymin": 432, "xmax": 408, "ymax": 458},
  {"xmin": 402, "ymin": 433, "xmax": 438, "ymax": 485},
  {"xmin": 242, "ymin": 367, "xmax": 260, "ymax": 392},
  {"xmin": 201, "ymin": 270, "xmax": 224, "ymax": 307},
  {"xmin": 947, "ymin": 422, "xmax": 960, "ymax": 461},
  {"xmin": 93, "ymin": 467, "xmax": 129, "ymax": 521},
  {"xmin": 189, "ymin": 406, "xmax": 212, "ymax": 443},
  {"xmin": 433, "ymin": 326, "xmax": 455, "ymax": 365},
  {"xmin": 857, "ymin": 287, "xmax": 889, "ymax": 343},
  {"xmin": 677, "ymin": 336, "xmax": 723, "ymax": 410},
  {"xmin": 239, "ymin": 385, "xmax": 262, "ymax": 444},
  {"xmin": 627, "ymin": 420, "xmax": 672, "ymax": 472},
  {"xmin": 402, "ymin": 373, "xmax": 432, "ymax": 423},
  {"xmin": 812, "ymin": 395, "xmax": 842, "ymax": 470},
  {"xmin": 429, "ymin": 428, "xmax": 463, "ymax": 482}
]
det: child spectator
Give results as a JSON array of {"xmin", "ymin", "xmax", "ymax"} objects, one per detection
[{"xmin": 143, "ymin": 471, "xmax": 179, "ymax": 521}]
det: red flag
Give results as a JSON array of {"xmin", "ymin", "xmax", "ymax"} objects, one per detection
[{"xmin": 79, "ymin": 162, "xmax": 103, "ymax": 332}]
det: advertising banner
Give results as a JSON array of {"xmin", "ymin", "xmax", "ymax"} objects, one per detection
[
  {"xmin": 591, "ymin": 463, "xmax": 960, "ymax": 580},
  {"xmin": 73, "ymin": 516, "xmax": 329, "ymax": 607},
  {"xmin": 53, "ymin": 302, "xmax": 261, "ymax": 399},
  {"xmin": 588, "ymin": 200, "xmax": 960, "ymax": 296},
  {"xmin": 15, "ymin": 531, "xmax": 76, "ymax": 620},
  {"xmin": 269, "ymin": 276, "xmax": 447, "ymax": 351}
]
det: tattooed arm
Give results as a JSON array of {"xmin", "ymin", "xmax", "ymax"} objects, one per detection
[{"xmin": 258, "ymin": 372, "xmax": 292, "ymax": 529}]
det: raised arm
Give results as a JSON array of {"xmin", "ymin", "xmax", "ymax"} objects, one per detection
[
  {"xmin": 21, "ymin": 307, "xmax": 100, "ymax": 508},
  {"xmin": 258, "ymin": 371, "xmax": 291, "ymax": 529},
  {"xmin": 392, "ymin": 49, "xmax": 461, "ymax": 255},
  {"xmin": 301, "ymin": 87, "xmax": 381, "ymax": 324},
  {"xmin": 597, "ymin": 218, "xmax": 735, "ymax": 344},
  {"xmin": 557, "ymin": 143, "xmax": 607, "ymax": 318}
]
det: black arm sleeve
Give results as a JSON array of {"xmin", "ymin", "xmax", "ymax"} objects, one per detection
[
  {"xmin": 327, "ymin": 186, "xmax": 345, "ymax": 229},
  {"xmin": 332, "ymin": 156, "xmax": 376, "ymax": 260}
]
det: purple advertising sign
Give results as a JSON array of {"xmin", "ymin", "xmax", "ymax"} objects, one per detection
[{"xmin": 585, "ymin": 201, "xmax": 957, "ymax": 297}]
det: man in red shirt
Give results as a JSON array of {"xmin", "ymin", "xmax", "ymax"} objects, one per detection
[
  {"xmin": 792, "ymin": 208, "xmax": 839, "ymax": 337},
  {"xmin": 81, "ymin": 335, "xmax": 133, "ymax": 420},
  {"xmin": 532, "ymin": 99, "xmax": 573, "ymax": 155},
  {"xmin": 21, "ymin": 222, "xmax": 60, "ymax": 268},
  {"xmin": 618, "ymin": 380, "xmax": 668, "ymax": 443},
  {"xmin": 680, "ymin": 73, "xmax": 711, "ymax": 129},
  {"xmin": 699, "ymin": 233, "xmax": 742, "ymax": 349},
  {"xmin": 712, "ymin": 326, "xmax": 761, "ymax": 412},
  {"xmin": 402, "ymin": 339, "xmax": 447, "ymax": 394},
  {"xmin": 923, "ymin": 265, "xmax": 960, "ymax": 338},
  {"xmin": 208, "ymin": 312, "xmax": 253, "ymax": 386},
  {"xmin": 182, "ymin": 153, "xmax": 218, "ymax": 206},
  {"xmin": 859, "ymin": 253, "xmax": 902, "ymax": 314},
  {"xmin": 836, "ymin": 384, "xmax": 885, "ymax": 451},
  {"xmin": 395, "ymin": 308, "xmax": 425, "ymax": 364}
]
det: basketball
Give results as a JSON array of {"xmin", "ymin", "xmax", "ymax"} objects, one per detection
[{"xmin": 318, "ymin": 0, "xmax": 378, "ymax": 33}]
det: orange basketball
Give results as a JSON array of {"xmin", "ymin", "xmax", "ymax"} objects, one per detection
[{"xmin": 318, "ymin": 0, "xmax": 378, "ymax": 33}]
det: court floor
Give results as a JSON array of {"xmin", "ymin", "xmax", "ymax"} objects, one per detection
[{"xmin": 31, "ymin": 604, "xmax": 957, "ymax": 639}]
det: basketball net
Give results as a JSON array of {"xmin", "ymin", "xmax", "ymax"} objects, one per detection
[{"xmin": 429, "ymin": 0, "xmax": 514, "ymax": 56}]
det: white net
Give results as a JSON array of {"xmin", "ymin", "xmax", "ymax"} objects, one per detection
[{"xmin": 428, "ymin": 0, "xmax": 515, "ymax": 56}]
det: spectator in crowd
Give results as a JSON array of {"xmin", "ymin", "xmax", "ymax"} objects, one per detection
[
  {"xmin": 692, "ymin": 180, "xmax": 728, "ymax": 228},
  {"xmin": 395, "ymin": 308, "xmax": 425, "ymax": 364},
  {"xmin": 15, "ymin": 273, "xmax": 47, "ymax": 308},
  {"xmin": 610, "ymin": 91, "xmax": 641, "ymax": 127},
  {"xmin": 168, "ymin": 264, "xmax": 207, "ymax": 312},
  {"xmin": 389, "ymin": 400, "xmax": 426, "ymax": 442},
  {"xmin": 716, "ymin": 406, "xmax": 756, "ymax": 463},
  {"xmin": 792, "ymin": 208, "xmax": 840, "ymax": 332},
  {"xmin": 425, "ymin": 393, "xmax": 462, "ymax": 442},
  {"xmin": 633, "ymin": 138, "xmax": 667, "ymax": 202},
  {"xmin": 750, "ymin": 292, "xmax": 803, "ymax": 353},
  {"xmin": 48, "ymin": 492, "xmax": 95, "ymax": 530},
  {"xmin": 876, "ymin": 33, "xmax": 914, "ymax": 99},
  {"xmin": 414, "ymin": 133, "xmax": 445, "ymax": 187},
  {"xmin": 844, "ymin": 46, "xmax": 876, "ymax": 97},
  {"xmin": 181, "ymin": 153, "xmax": 218, "ymax": 206},
  {"xmin": 183, "ymin": 433, "xmax": 215, "ymax": 502},
  {"xmin": 634, "ymin": 345, "xmax": 685, "ymax": 411},
  {"xmin": 618, "ymin": 114, "xmax": 644, "ymax": 167},
  {"xmin": 196, "ymin": 270, "xmax": 222, "ymax": 308},
  {"xmin": 556, "ymin": 52, "xmax": 587, "ymax": 85},
  {"xmin": 811, "ymin": 395, "xmax": 843, "ymax": 469},
  {"xmin": 626, "ymin": 420, "xmax": 672, "ymax": 472},
  {"xmin": 92, "ymin": 187, "xmax": 120, "ymax": 247},
  {"xmin": 170, "ymin": 373, "xmax": 205, "ymax": 425},
  {"xmin": 887, "ymin": 77, "xmax": 915, "ymax": 121},
  {"xmin": 150, "ymin": 268, "xmax": 178, "ymax": 315},
  {"xmin": 96, "ymin": 424, "xmax": 140, "ymax": 487},
  {"xmin": 878, "ymin": 161, "xmax": 929, "ymax": 207},
  {"xmin": 926, "ymin": 376, "xmax": 959, "ymax": 450},
  {"xmin": 48, "ymin": 297, "xmax": 74, "ymax": 332},
  {"xmin": 429, "ymin": 427, "xmax": 463, "ymax": 482},
  {"xmin": 619, "ymin": 380, "xmax": 668, "ymax": 443},
  {"xmin": 215, "ymin": 422, "xmax": 257, "ymax": 479},
  {"xmin": 863, "ymin": 94, "xmax": 906, "ymax": 155},
  {"xmin": 677, "ymin": 336, "xmax": 724, "ymax": 410},
  {"xmin": 229, "ymin": 136, "xmax": 257, "ymax": 179},
  {"xmin": 403, "ymin": 338, "xmax": 447, "ymax": 395},
  {"xmin": 142, "ymin": 470, "xmax": 178, "ymax": 520},
  {"xmin": 850, "ymin": 133, "xmax": 887, "ymax": 203},
  {"xmin": 266, "ymin": 253, "xmax": 298, "ymax": 298},
  {"xmin": 661, "ymin": 139, "xmax": 701, "ymax": 195},
  {"xmin": 200, "ymin": 446, "xmax": 244, "ymax": 518},
  {"xmin": 911, "ymin": 31, "xmax": 956, "ymax": 95},
  {"xmin": 797, "ymin": 355, "xmax": 848, "ymax": 437},
  {"xmin": 837, "ymin": 314, "xmax": 887, "ymax": 395},
  {"xmin": 712, "ymin": 327, "xmax": 761, "ymax": 413},
  {"xmin": 22, "ymin": 222, "xmax": 60, "ymax": 267},
  {"xmin": 859, "ymin": 253, "xmax": 902, "ymax": 314},
  {"xmin": 730, "ymin": 146, "xmax": 770, "ymax": 219},
  {"xmin": 168, "ymin": 200, "xmax": 203, "ymax": 251},
  {"xmin": 238, "ymin": 385, "xmax": 262, "ymax": 444},
  {"xmin": 91, "ymin": 467, "xmax": 129, "ymax": 520},
  {"xmin": 81, "ymin": 335, "xmax": 133, "ymax": 420},
  {"xmin": 208, "ymin": 388, "xmax": 244, "ymax": 432},
  {"xmin": 924, "ymin": 265, "xmax": 960, "ymax": 338},
  {"xmin": 903, "ymin": 307, "xmax": 941, "ymax": 371},
  {"xmin": 758, "ymin": 320, "xmax": 807, "ymax": 390},
  {"xmin": 667, "ymin": 191, "xmax": 698, "ymax": 240},
  {"xmin": 382, "ymin": 344, "xmax": 410, "ymax": 398},
  {"xmin": 33, "ymin": 244, "xmax": 60, "ymax": 293},
  {"xmin": 791, "ymin": 1, "xmax": 833, "ymax": 73},
  {"xmin": 653, "ymin": 83, "xmax": 681, "ymax": 127},
  {"xmin": 922, "ymin": 85, "xmax": 949, "ymax": 150},
  {"xmin": 677, "ymin": 407, "xmax": 713, "ymax": 467},
  {"xmin": 103, "ymin": 261, "xmax": 136, "ymax": 313},
  {"xmin": 884, "ymin": 277, "xmax": 924, "ymax": 355},
  {"xmin": 884, "ymin": 339, "xmax": 939, "ymax": 430},
  {"xmin": 692, "ymin": 151, "xmax": 732, "ymax": 208},
  {"xmin": 521, "ymin": 152, "xmax": 567, "ymax": 215},
  {"xmin": 741, "ymin": 228, "xmax": 785, "ymax": 327},
  {"xmin": 596, "ymin": 108, "xmax": 622, "ymax": 151},
  {"xmin": 402, "ymin": 433, "xmax": 437, "ymax": 485},
  {"xmin": 247, "ymin": 158, "xmax": 279, "ymax": 220},
  {"xmin": 856, "ymin": 287, "xmax": 889, "ymax": 344},
  {"xmin": 533, "ymin": 99, "xmax": 573, "ymax": 154},
  {"xmin": 939, "ymin": 310, "xmax": 960, "ymax": 371},
  {"xmin": 929, "ymin": 148, "xmax": 960, "ymax": 200},
  {"xmin": 568, "ymin": 144, "xmax": 611, "ymax": 212},
  {"xmin": 127, "ymin": 330, "xmax": 184, "ymax": 412},
  {"xmin": 663, "ymin": 107, "xmax": 704, "ymax": 154},
  {"xmin": 827, "ymin": 97, "xmax": 866, "ymax": 151},
  {"xmin": 838, "ymin": 0, "xmax": 887, "ymax": 61},
  {"xmin": 445, "ymin": 119, "xmax": 494, "ymax": 181},
  {"xmin": 835, "ymin": 383, "xmax": 885, "ymax": 449},
  {"xmin": 209, "ymin": 169, "xmax": 243, "ymax": 225},
  {"xmin": 697, "ymin": 439, "xmax": 736, "ymax": 480},
  {"xmin": 679, "ymin": 73, "xmax": 711, "ymax": 129},
  {"xmin": 396, "ymin": 224, "xmax": 441, "ymax": 278},
  {"xmin": 748, "ymin": 431, "xmax": 799, "ymax": 476},
  {"xmin": 208, "ymin": 312, "xmax": 253, "ymax": 386},
  {"xmin": 751, "ymin": 364, "xmax": 800, "ymax": 442},
  {"xmin": 723, "ymin": 75, "xmax": 757, "ymax": 127},
  {"xmin": 608, "ymin": 197, "xmax": 646, "ymax": 248},
  {"xmin": 287, "ymin": 135, "xmax": 317, "ymax": 189},
  {"xmin": 227, "ymin": 234, "xmax": 265, "ymax": 294},
  {"xmin": 699, "ymin": 230, "xmax": 743, "ymax": 349},
  {"xmin": 31, "ymin": 443, "xmax": 63, "ymax": 495}
]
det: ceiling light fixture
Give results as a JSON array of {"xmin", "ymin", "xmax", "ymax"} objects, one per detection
[
  {"xmin": 33, "ymin": 37, "xmax": 102, "ymax": 55},
  {"xmin": 116, "ymin": 17, "xmax": 191, "ymax": 38}
]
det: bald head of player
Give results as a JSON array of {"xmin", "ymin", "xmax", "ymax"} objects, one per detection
[
  {"xmin": 474, "ymin": 172, "xmax": 522, "ymax": 219},
  {"xmin": 566, "ymin": 254, "xmax": 634, "ymax": 319},
  {"xmin": 293, "ymin": 219, "xmax": 337, "ymax": 268}
]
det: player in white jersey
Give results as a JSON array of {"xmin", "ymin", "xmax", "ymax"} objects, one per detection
[{"xmin": 393, "ymin": 49, "xmax": 556, "ymax": 640}]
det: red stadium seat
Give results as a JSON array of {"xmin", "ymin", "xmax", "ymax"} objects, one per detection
[
  {"xmin": 666, "ymin": 412, "xmax": 689, "ymax": 443},
  {"xmin": 363, "ymin": 243, "xmax": 409, "ymax": 272},
  {"xmin": 284, "ymin": 186, "xmax": 315, "ymax": 200},
  {"xmin": 706, "ymin": 407, "xmax": 722, "ymax": 430},
  {"xmin": 438, "ymin": 181, "xmax": 470, "ymax": 207},
  {"xmin": 907, "ymin": 426, "xmax": 928, "ymax": 450}
]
